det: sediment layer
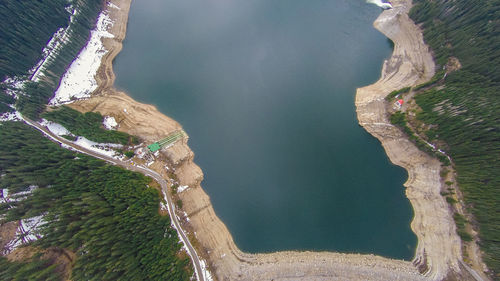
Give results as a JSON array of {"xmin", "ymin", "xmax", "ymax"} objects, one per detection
[{"xmin": 69, "ymin": 0, "xmax": 474, "ymax": 280}]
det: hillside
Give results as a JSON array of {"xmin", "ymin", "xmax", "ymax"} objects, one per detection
[
  {"xmin": 392, "ymin": 0, "xmax": 499, "ymax": 277},
  {"xmin": 0, "ymin": 1, "xmax": 193, "ymax": 280}
]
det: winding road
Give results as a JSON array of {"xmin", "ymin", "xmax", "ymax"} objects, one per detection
[{"xmin": 23, "ymin": 117, "xmax": 205, "ymax": 281}]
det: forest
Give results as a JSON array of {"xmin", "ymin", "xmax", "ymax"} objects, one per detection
[
  {"xmin": 0, "ymin": 254, "xmax": 62, "ymax": 281},
  {"xmin": 0, "ymin": 122, "xmax": 192, "ymax": 280},
  {"xmin": 42, "ymin": 106, "xmax": 139, "ymax": 145},
  {"xmin": 0, "ymin": 1, "xmax": 193, "ymax": 279},
  {"xmin": 0, "ymin": 0, "xmax": 69, "ymax": 80},
  {"xmin": 409, "ymin": 0, "xmax": 500, "ymax": 276},
  {"xmin": 0, "ymin": 0, "xmax": 103, "ymax": 118}
]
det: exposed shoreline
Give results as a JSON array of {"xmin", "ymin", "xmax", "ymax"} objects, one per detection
[{"xmin": 68, "ymin": 0, "xmax": 478, "ymax": 280}]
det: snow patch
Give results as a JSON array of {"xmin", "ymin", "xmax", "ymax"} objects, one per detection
[
  {"xmin": 31, "ymin": 6, "xmax": 78, "ymax": 82},
  {"xmin": 108, "ymin": 2, "xmax": 121, "ymax": 10},
  {"xmin": 50, "ymin": 9, "xmax": 115, "ymax": 105},
  {"xmin": 2, "ymin": 214, "xmax": 47, "ymax": 255},
  {"xmin": 40, "ymin": 119, "xmax": 73, "ymax": 136},
  {"xmin": 38, "ymin": 120, "xmax": 125, "ymax": 159},
  {"xmin": 199, "ymin": 259, "xmax": 214, "ymax": 281},
  {"xmin": 183, "ymin": 211, "xmax": 191, "ymax": 222},
  {"xmin": 177, "ymin": 185, "xmax": 189, "ymax": 193},
  {"xmin": 2, "ymin": 77, "xmax": 25, "ymax": 100},
  {"xmin": 0, "ymin": 111, "xmax": 22, "ymax": 122},
  {"xmin": 1, "ymin": 188, "xmax": 8, "ymax": 199},
  {"xmin": 103, "ymin": 116, "xmax": 118, "ymax": 130},
  {"xmin": 74, "ymin": 136, "xmax": 123, "ymax": 158},
  {"xmin": 160, "ymin": 202, "xmax": 168, "ymax": 212},
  {"xmin": 2, "ymin": 185, "xmax": 38, "ymax": 205},
  {"xmin": 367, "ymin": 0, "xmax": 393, "ymax": 9}
]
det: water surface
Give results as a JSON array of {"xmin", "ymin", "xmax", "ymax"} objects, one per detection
[{"xmin": 114, "ymin": 0, "xmax": 417, "ymax": 259}]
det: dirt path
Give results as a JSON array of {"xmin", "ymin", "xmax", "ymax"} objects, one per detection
[{"xmin": 67, "ymin": 0, "xmax": 483, "ymax": 280}]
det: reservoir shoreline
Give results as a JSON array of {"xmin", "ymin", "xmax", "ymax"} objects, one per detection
[{"xmin": 68, "ymin": 0, "xmax": 476, "ymax": 279}]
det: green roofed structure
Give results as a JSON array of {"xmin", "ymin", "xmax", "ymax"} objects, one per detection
[
  {"xmin": 147, "ymin": 130, "xmax": 185, "ymax": 153},
  {"xmin": 147, "ymin": 142, "xmax": 161, "ymax": 152}
]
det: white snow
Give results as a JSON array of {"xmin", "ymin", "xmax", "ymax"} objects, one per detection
[
  {"xmin": 199, "ymin": 259, "xmax": 214, "ymax": 281},
  {"xmin": 73, "ymin": 136, "xmax": 122, "ymax": 158},
  {"xmin": 1, "ymin": 185, "xmax": 38, "ymax": 205},
  {"xmin": 2, "ymin": 77, "xmax": 25, "ymax": 100},
  {"xmin": 423, "ymin": 140, "xmax": 436, "ymax": 150},
  {"xmin": 3, "ymin": 233, "xmax": 23, "ymax": 255},
  {"xmin": 40, "ymin": 119, "xmax": 73, "ymax": 136},
  {"xmin": 2, "ymin": 214, "xmax": 47, "ymax": 255},
  {"xmin": 135, "ymin": 147, "xmax": 146, "ymax": 159},
  {"xmin": 38, "ymin": 120, "xmax": 125, "ymax": 159},
  {"xmin": 31, "ymin": 6, "xmax": 78, "ymax": 82},
  {"xmin": 160, "ymin": 202, "xmax": 168, "ymax": 212},
  {"xmin": 103, "ymin": 116, "xmax": 118, "ymax": 130},
  {"xmin": 1, "ymin": 188, "xmax": 9, "ymax": 205},
  {"xmin": 50, "ymin": 9, "xmax": 115, "ymax": 105},
  {"xmin": 367, "ymin": 0, "xmax": 393, "ymax": 9},
  {"xmin": 1, "ymin": 187, "xmax": 45, "ymax": 255},
  {"xmin": 0, "ymin": 111, "xmax": 21, "ymax": 122},
  {"xmin": 108, "ymin": 2, "xmax": 121, "ymax": 10},
  {"xmin": 177, "ymin": 185, "xmax": 189, "ymax": 193}
]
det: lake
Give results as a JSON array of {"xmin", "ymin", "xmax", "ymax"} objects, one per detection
[{"xmin": 114, "ymin": 0, "xmax": 416, "ymax": 259}]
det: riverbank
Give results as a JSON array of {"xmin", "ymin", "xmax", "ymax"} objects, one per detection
[{"xmin": 68, "ymin": 0, "xmax": 476, "ymax": 280}]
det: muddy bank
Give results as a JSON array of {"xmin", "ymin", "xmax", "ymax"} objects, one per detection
[{"xmin": 68, "ymin": 0, "xmax": 477, "ymax": 280}]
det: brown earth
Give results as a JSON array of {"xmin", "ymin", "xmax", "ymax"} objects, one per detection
[
  {"xmin": 67, "ymin": 0, "xmax": 486, "ymax": 280},
  {"xmin": 0, "ymin": 221, "xmax": 17, "ymax": 253},
  {"xmin": 7, "ymin": 246, "xmax": 75, "ymax": 280}
]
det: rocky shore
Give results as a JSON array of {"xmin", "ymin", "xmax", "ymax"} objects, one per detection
[{"xmin": 68, "ymin": 0, "xmax": 480, "ymax": 280}]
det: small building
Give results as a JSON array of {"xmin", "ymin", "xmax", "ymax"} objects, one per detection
[
  {"xmin": 394, "ymin": 99, "xmax": 404, "ymax": 110},
  {"xmin": 147, "ymin": 142, "xmax": 161, "ymax": 152}
]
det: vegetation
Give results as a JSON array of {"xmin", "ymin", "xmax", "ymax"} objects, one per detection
[
  {"xmin": 410, "ymin": 0, "xmax": 500, "ymax": 275},
  {"xmin": 0, "ymin": 0, "xmax": 69, "ymax": 80},
  {"xmin": 454, "ymin": 213, "xmax": 473, "ymax": 242},
  {"xmin": 42, "ymin": 106, "xmax": 138, "ymax": 145},
  {"xmin": 385, "ymin": 86, "xmax": 411, "ymax": 101},
  {"xmin": 0, "ymin": 0, "xmax": 104, "ymax": 118},
  {"xmin": 0, "ymin": 122, "xmax": 192, "ymax": 280},
  {"xmin": 389, "ymin": 111, "xmax": 450, "ymax": 164},
  {"xmin": 1, "ymin": 1, "xmax": 191, "ymax": 279},
  {"xmin": 0, "ymin": 84, "xmax": 15, "ymax": 114},
  {"xmin": 0, "ymin": 254, "xmax": 61, "ymax": 281},
  {"xmin": 124, "ymin": 150, "xmax": 136, "ymax": 158}
]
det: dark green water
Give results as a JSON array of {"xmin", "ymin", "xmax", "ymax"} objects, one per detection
[{"xmin": 114, "ymin": 0, "xmax": 416, "ymax": 259}]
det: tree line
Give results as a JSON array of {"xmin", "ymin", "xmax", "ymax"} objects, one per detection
[
  {"xmin": 42, "ymin": 106, "xmax": 139, "ymax": 145},
  {"xmin": 409, "ymin": 0, "xmax": 500, "ymax": 276},
  {"xmin": 0, "ymin": 122, "xmax": 192, "ymax": 280}
]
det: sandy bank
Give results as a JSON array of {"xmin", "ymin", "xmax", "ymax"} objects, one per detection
[{"xmin": 68, "ymin": 0, "xmax": 479, "ymax": 280}]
